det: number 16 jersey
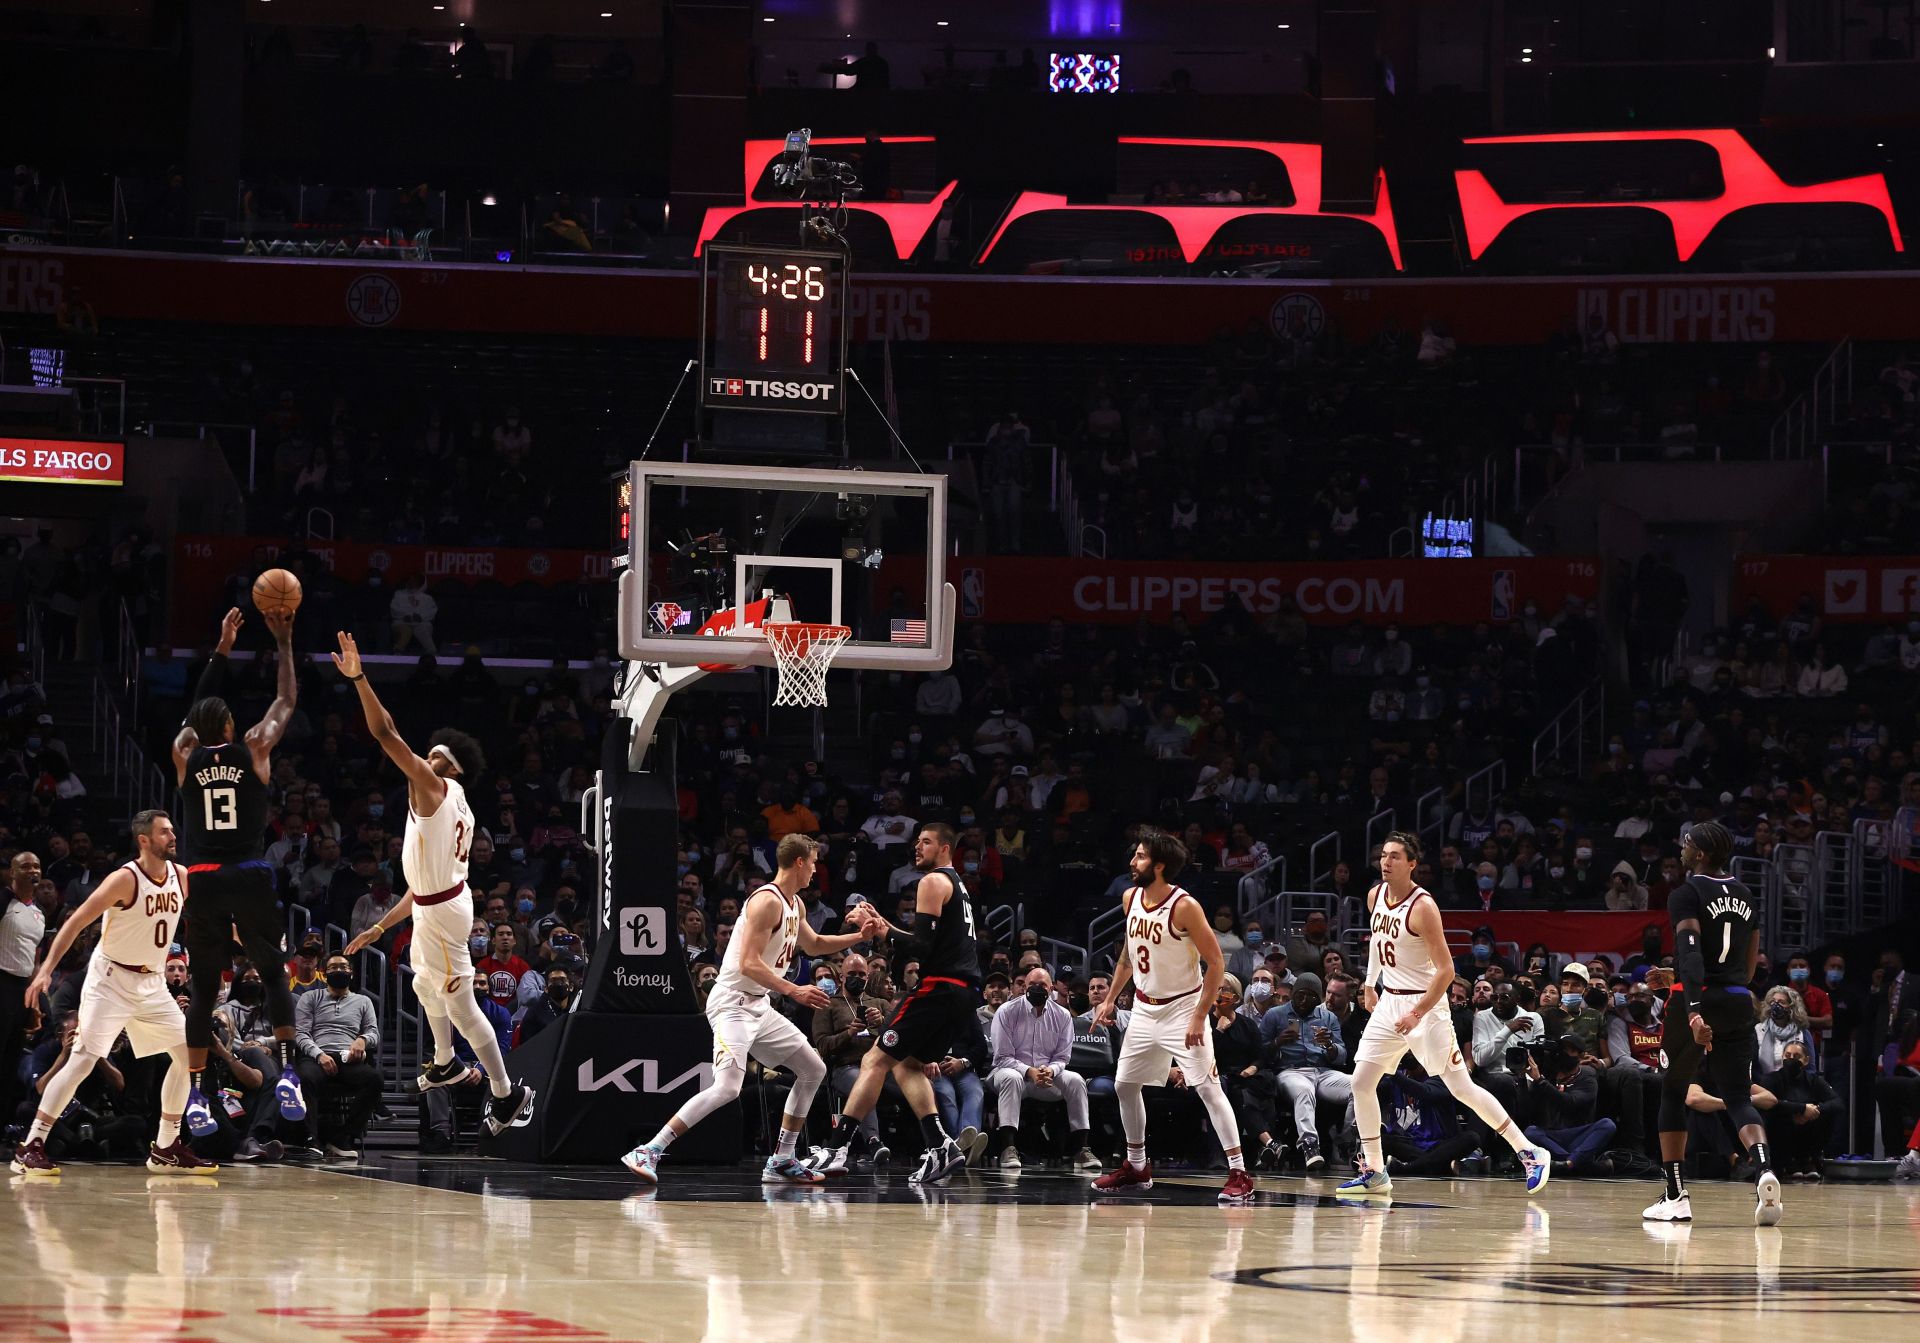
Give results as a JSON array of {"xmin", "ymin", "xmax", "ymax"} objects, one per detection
[{"xmin": 179, "ymin": 742, "xmax": 268, "ymax": 864}]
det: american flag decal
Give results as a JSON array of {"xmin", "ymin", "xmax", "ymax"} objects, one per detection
[{"xmin": 890, "ymin": 618, "xmax": 928, "ymax": 644}]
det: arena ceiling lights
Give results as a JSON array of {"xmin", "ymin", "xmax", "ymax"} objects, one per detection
[
  {"xmin": 975, "ymin": 137, "xmax": 1404, "ymax": 271},
  {"xmin": 1455, "ymin": 128, "xmax": 1906, "ymax": 263}
]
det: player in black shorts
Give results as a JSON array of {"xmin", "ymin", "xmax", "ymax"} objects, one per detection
[
  {"xmin": 172, "ymin": 605, "xmax": 306, "ymax": 1136},
  {"xmin": 808, "ymin": 821, "xmax": 982, "ymax": 1187},
  {"xmin": 1646, "ymin": 820, "xmax": 1783, "ymax": 1227}
]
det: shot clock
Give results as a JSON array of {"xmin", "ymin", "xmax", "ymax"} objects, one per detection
[{"xmin": 700, "ymin": 244, "xmax": 848, "ymax": 415}]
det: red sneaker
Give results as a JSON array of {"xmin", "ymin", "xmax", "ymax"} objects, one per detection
[
  {"xmin": 147, "ymin": 1140, "xmax": 219, "ymax": 1174},
  {"xmin": 1218, "ymin": 1169, "xmax": 1257, "ymax": 1204},
  {"xmin": 10, "ymin": 1139, "xmax": 59, "ymax": 1176},
  {"xmin": 1093, "ymin": 1161, "xmax": 1153, "ymax": 1192}
]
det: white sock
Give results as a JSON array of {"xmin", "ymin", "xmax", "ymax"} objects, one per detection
[
  {"xmin": 426, "ymin": 1010, "xmax": 455, "ymax": 1067},
  {"xmin": 1126, "ymin": 1143, "xmax": 1147, "ymax": 1169},
  {"xmin": 156, "ymin": 1117, "xmax": 181, "ymax": 1147},
  {"xmin": 775, "ymin": 1126, "xmax": 800, "ymax": 1156},
  {"xmin": 27, "ymin": 1116, "xmax": 53, "ymax": 1144},
  {"xmin": 1225, "ymin": 1149, "xmax": 1246, "ymax": 1172},
  {"xmin": 649, "ymin": 1125, "xmax": 679, "ymax": 1151}
]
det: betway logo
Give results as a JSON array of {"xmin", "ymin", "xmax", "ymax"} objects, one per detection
[
  {"xmin": 577, "ymin": 1058, "xmax": 713, "ymax": 1094},
  {"xmin": 708, "ymin": 377, "xmax": 837, "ymax": 403}
]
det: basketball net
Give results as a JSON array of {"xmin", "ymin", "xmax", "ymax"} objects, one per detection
[{"xmin": 764, "ymin": 623, "xmax": 851, "ymax": 708}]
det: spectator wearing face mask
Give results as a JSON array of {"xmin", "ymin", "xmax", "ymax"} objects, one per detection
[
  {"xmin": 1556, "ymin": 964, "xmax": 1607, "ymax": 1055},
  {"xmin": 1453, "ymin": 923, "xmax": 1511, "ymax": 979},
  {"xmin": 1521, "ymin": 1036, "xmax": 1616, "ymax": 1177},
  {"xmin": 1471, "ymin": 982, "xmax": 1540, "ymax": 1127},
  {"xmin": 216, "ymin": 962, "xmax": 290, "ymax": 1162},
  {"xmin": 1226, "ymin": 920, "xmax": 1269, "ymax": 985},
  {"xmin": 291, "ymin": 956, "xmax": 382, "ymax": 1161},
  {"xmin": 1757, "ymin": 1041, "xmax": 1842, "ymax": 1179},
  {"xmin": 1260, "ymin": 971, "xmax": 1352, "ymax": 1171},
  {"xmin": 1603, "ymin": 860, "xmax": 1649, "ymax": 911},
  {"xmin": 810, "ymin": 953, "xmax": 901, "ymax": 1144},
  {"xmin": 1756, "ymin": 986, "xmax": 1817, "ymax": 1074},
  {"xmin": 1285, "ymin": 910, "xmax": 1333, "ymax": 973},
  {"xmin": 514, "ymin": 967, "xmax": 576, "ymax": 1046}
]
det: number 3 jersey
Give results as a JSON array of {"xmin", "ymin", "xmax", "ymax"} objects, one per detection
[
  {"xmin": 403, "ymin": 776, "xmax": 473, "ymax": 895},
  {"xmin": 179, "ymin": 742, "xmax": 268, "ymax": 864}
]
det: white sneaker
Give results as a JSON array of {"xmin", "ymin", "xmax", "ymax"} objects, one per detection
[
  {"xmin": 957, "ymin": 1126, "xmax": 988, "ymax": 1166},
  {"xmin": 1642, "ymin": 1192, "xmax": 1693, "ymax": 1222},
  {"xmin": 1754, "ymin": 1169, "xmax": 1784, "ymax": 1227},
  {"xmin": 1896, "ymin": 1150, "xmax": 1920, "ymax": 1181},
  {"xmin": 323, "ymin": 1144, "xmax": 359, "ymax": 1162},
  {"xmin": 805, "ymin": 1144, "xmax": 851, "ymax": 1178},
  {"xmin": 1071, "ymin": 1147, "xmax": 1103, "ymax": 1172},
  {"xmin": 999, "ymin": 1147, "xmax": 1022, "ymax": 1171},
  {"xmin": 622, "ymin": 1144, "xmax": 663, "ymax": 1185}
]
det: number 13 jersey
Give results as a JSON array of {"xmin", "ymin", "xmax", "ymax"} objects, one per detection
[
  {"xmin": 179, "ymin": 742, "xmax": 268, "ymax": 864},
  {"xmin": 403, "ymin": 776, "xmax": 474, "ymax": 896}
]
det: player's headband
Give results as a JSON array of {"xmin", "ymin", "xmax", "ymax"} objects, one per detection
[{"xmin": 427, "ymin": 744, "xmax": 458, "ymax": 771}]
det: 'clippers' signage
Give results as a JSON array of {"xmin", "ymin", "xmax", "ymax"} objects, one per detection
[{"xmin": 0, "ymin": 436, "xmax": 123, "ymax": 486}]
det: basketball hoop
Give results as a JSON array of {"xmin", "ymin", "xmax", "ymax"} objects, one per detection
[{"xmin": 764, "ymin": 622, "xmax": 851, "ymax": 707}]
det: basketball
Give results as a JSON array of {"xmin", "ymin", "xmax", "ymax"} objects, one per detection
[{"xmin": 251, "ymin": 567, "xmax": 303, "ymax": 615}]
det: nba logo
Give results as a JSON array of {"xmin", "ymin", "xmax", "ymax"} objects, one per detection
[
  {"xmin": 1491, "ymin": 569, "xmax": 1517, "ymax": 621},
  {"xmin": 961, "ymin": 567, "xmax": 985, "ymax": 618},
  {"xmin": 618, "ymin": 907, "xmax": 666, "ymax": 957}
]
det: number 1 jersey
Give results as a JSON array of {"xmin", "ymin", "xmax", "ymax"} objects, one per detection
[
  {"xmin": 1669, "ymin": 872, "xmax": 1758, "ymax": 992},
  {"xmin": 179, "ymin": 742, "xmax": 268, "ymax": 864}
]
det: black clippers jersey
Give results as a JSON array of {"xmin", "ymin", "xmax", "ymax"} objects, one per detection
[
  {"xmin": 179, "ymin": 742, "xmax": 268, "ymax": 864},
  {"xmin": 1670, "ymin": 871, "xmax": 1758, "ymax": 991},
  {"xmin": 918, "ymin": 865, "xmax": 982, "ymax": 986}
]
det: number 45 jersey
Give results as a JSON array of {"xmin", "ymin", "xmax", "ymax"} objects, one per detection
[{"xmin": 179, "ymin": 742, "xmax": 268, "ymax": 864}]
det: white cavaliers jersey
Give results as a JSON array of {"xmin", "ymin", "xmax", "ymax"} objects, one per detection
[
  {"xmin": 403, "ymin": 776, "xmax": 473, "ymax": 896},
  {"xmin": 1367, "ymin": 882, "xmax": 1443, "ymax": 992},
  {"xmin": 98, "ymin": 861, "xmax": 183, "ymax": 970},
  {"xmin": 1124, "ymin": 885, "xmax": 1202, "ymax": 1000},
  {"xmin": 713, "ymin": 883, "xmax": 802, "ymax": 1001}
]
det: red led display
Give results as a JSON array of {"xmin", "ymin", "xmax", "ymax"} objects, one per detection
[
  {"xmin": 976, "ymin": 137, "xmax": 1403, "ymax": 271},
  {"xmin": 1456, "ymin": 129, "xmax": 1906, "ymax": 262},
  {"xmin": 695, "ymin": 137, "xmax": 957, "ymax": 262}
]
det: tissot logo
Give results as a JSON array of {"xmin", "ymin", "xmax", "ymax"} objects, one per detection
[
  {"xmin": 709, "ymin": 378, "xmax": 838, "ymax": 403},
  {"xmin": 576, "ymin": 1058, "xmax": 713, "ymax": 1094}
]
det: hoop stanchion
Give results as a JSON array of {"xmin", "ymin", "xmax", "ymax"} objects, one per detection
[{"xmin": 764, "ymin": 622, "xmax": 851, "ymax": 707}]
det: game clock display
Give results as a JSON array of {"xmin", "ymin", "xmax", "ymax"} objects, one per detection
[{"xmin": 700, "ymin": 245, "xmax": 847, "ymax": 415}]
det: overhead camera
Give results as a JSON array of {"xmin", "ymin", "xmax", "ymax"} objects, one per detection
[
  {"xmin": 770, "ymin": 128, "xmax": 861, "ymax": 202},
  {"xmin": 836, "ymin": 492, "xmax": 881, "ymax": 566}
]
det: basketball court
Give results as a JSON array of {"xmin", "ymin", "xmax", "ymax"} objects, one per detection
[{"xmin": 8, "ymin": 1163, "xmax": 1918, "ymax": 1340}]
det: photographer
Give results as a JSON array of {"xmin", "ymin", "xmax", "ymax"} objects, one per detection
[{"xmin": 1521, "ymin": 1036, "xmax": 1617, "ymax": 1177}]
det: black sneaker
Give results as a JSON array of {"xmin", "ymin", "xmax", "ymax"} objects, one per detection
[
  {"xmin": 484, "ymin": 1083, "xmax": 536, "ymax": 1137},
  {"xmin": 1256, "ymin": 1141, "xmax": 1289, "ymax": 1173},
  {"xmin": 419, "ymin": 1059, "xmax": 476, "ymax": 1092},
  {"xmin": 234, "ymin": 1137, "xmax": 285, "ymax": 1163},
  {"xmin": 908, "ymin": 1138, "xmax": 967, "ymax": 1187},
  {"xmin": 1300, "ymin": 1137, "xmax": 1326, "ymax": 1172}
]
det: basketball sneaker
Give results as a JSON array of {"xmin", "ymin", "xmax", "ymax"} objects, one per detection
[
  {"xmin": 1336, "ymin": 1167, "xmax": 1392, "ymax": 1196},
  {"xmin": 274, "ymin": 1068, "xmax": 307, "ymax": 1122},
  {"xmin": 183, "ymin": 1087, "xmax": 219, "ymax": 1138},
  {"xmin": 1070, "ymin": 1147, "xmax": 1103, "ymax": 1172},
  {"xmin": 622, "ymin": 1144, "xmax": 664, "ymax": 1185},
  {"xmin": 1754, "ymin": 1169, "xmax": 1784, "ymax": 1227},
  {"xmin": 1092, "ymin": 1161, "xmax": 1153, "ymax": 1193},
  {"xmin": 147, "ymin": 1140, "xmax": 218, "ymax": 1174},
  {"xmin": 804, "ymin": 1144, "xmax": 850, "ymax": 1178},
  {"xmin": 1519, "ymin": 1143, "xmax": 1553, "ymax": 1194},
  {"xmin": 1218, "ymin": 1169, "xmax": 1256, "ymax": 1204},
  {"xmin": 234, "ymin": 1137, "xmax": 285, "ymax": 1163},
  {"xmin": 1642, "ymin": 1191, "xmax": 1692, "ymax": 1222},
  {"xmin": 483, "ymin": 1083, "xmax": 536, "ymax": 1137},
  {"xmin": 418, "ymin": 1059, "xmax": 476, "ymax": 1091},
  {"xmin": 909, "ymin": 1138, "xmax": 968, "ymax": 1188},
  {"xmin": 763, "ymin": 1153, "xmax": 825, "ymax": 1185},
  {"xmin": 1299, "ymin": 1136, "xmax": 1326, "ymax": 1172},
  {"xmin": 10, "ymin": 1139, "xmax": 59, "ymax": 1176},
  {"xmin": 1897, "ymin": 1150, "xmax": 1920, "ymax": 1181}
]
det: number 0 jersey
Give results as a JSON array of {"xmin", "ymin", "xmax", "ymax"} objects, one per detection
[
  {"xmin": 179, "ymin": 742, "xmax": 268, "ymax": 864},
  {"xmin": 1367, "ymin": 882, "xmax": 1444, "ymax": 992},
  {"xmin": 99, "ymin": 860, "xmax": 184, "ymax": 969},
  {"xmin": 713, "ymin": 883, "xmax": 803, "ymax": 1001},
  {"xmin": 402, "ymin": 776, "xmax": 473, "ymax": 896}
]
